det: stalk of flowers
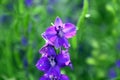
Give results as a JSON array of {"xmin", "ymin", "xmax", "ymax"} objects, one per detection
[{"xmin": 36, "ymin": 17, "xmax": 76, "ymax": 80}]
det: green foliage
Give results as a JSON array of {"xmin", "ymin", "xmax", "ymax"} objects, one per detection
[{"xmin": 0, "ymin": 0, "xmax": 120, "ymax": 80}]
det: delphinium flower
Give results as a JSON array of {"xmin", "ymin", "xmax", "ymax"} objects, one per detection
[
  {"xmin": 116, "ymin": 60, "xmax": 120, "ymax": 68},
  {"xmin": 108, "ymin": 68, "xmax": 117, "ymax": 79},
  {"xmin": 42, "ymin": 17, "xmax": 76, "ymax": 48},
  {"xmin": 24, "ymin": 0, "xmax": 33, "ymax": 7},
  {"xmin": 21, "ymin": 36, "xmax": 28, "ymax": 46},
  {"xmin": 107, "ymin": 60, "xmax": 120, "ymax": 80},
  {"xmin": 36, "ymin": 17, "xmax": 76, "ymax": 80}
]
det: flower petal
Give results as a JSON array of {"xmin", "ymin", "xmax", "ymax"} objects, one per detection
[
  {"xmin": 39, "ymin": 43, "xmax": 56, "ymax": 56},
  {"xmin": 54, "ymin": 37, "xmax": 70, "ymax": 48},
  {"xmin": 54, "ymin": 37, "xmax": 60, "ymax": 48},
  {"xmin": 43, "ymin": 26, "xmax": 57, "ymax": 43},
  {"xmin": 56, "ymin": 50, "xmax": 71, "ymax": 67},
  {"xmin": 63, "ymin": 23, "xmax": 76, "ymax": 38},
  {"xmin": 40, "ymin": 74, "xmax": 50, "ymax": 80},
  {"xmin": 36, "ymin": 57, "xmax": 51, "ymax": 72},
  {"xmin": 47, "ymin": 66, "xmax": 61, "ymax": 78},
  {"xmin": 108, "ymin": 68, "xmax": 117, "ymax": 79},
  {"xmin": 116, "ymin": 60, "xmax": 120, "ymax": 68},
  {"xmin": 60, "ymin": 74, "xmax": 69, "ymax": 80},
  {"xmin": 54, "ymin": 17, "xmax": 63, "ymax": 29},
  {"xmin": 61, "ymin": 37, "xmax": 70, "ymax": 48}
]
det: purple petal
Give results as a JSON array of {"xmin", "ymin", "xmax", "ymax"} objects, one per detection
[
  {"xmin": 63, "ymin": 23, "xmax": 76, "ymax": 38},
  {"xmin": 54, "ymin": 17, "xmax": 63, "ymax": 29},
  {"xmin": 40, "ymin": 74, "xmax": 50, "ymax": 80},
  {"xmin": 56, "ymin": 50, "xmax": 71, "ymax": 67},
  {"xmin": 21, "ymin": 36, "xmax": 28, "ymax": 46},
  {"xmin": 36, "ymin": 57, "xmax": 51, "ymax": 72},
  {"xmin": 61, "ymin": 37, "xmax": 70, "ymax": 48},
  {"xmin": 45, "ymin": 26, "xmax": 56, "ymax": 34},
  {"xmin": 108, "ymin": 68, "xmax": 117, "ymax": 79},
  {"xmin": 47, "ymin": 66, "xmax": 61, "ymax": 78},
  {"xmin": 116, "ymin": 60, "xmax": 120, "ymax": 68},
  {"xmin": 69, "ymin": 63, "xmax": 73, "ymax": 70},
  {"xmin": 25, "ymin": 0, "xmax": 33, "ymax": 7},
  {"xmin": 54, "ymin": 37, "xmax": 70, "ymax": 48},
  {"xmin": 54, "ymin": 37, "xmax": 60, "ymax": 48},
  {"xmin": 43, "ymin": 26, "xmax": 57, "ymax": 43},
  {"xmin": 39, "ymin": 43, "xmax": 56, "ymax": 56},
  {"xmin": 60, "ymin": 74, "xmax": 69, "ymax": 80}
]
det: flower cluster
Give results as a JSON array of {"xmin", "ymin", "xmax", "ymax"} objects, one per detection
[{"xmin": 36, "ymin": 17, "xmax": 76, "ymax": 80}]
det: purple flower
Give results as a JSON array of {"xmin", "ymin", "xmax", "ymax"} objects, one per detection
[
  {"xmin": 40, "ymin": 73, "xmax": 69, "ymax": 80},
  {"xmin": 21, "ymin": 36, "xmax": 28, "ymax": 46},
  {"xmin": 56, "ymin": 50, "xmax": 72, "ymax": 68},
  {"xmin": 108, "ymin": 68, "xmax": 117, "ymax": 79},
  {"xmin": 39, "ymin": 43, "xmax": 56, "ymax": 56},
  {"xmin": 36, "ymin": 49, "xmax": 71, "ymax": 72},
  {"xmin": 36, "ymin": 17, "xmax": 76, "ymax": 80},
  {"xmin": 25, "ymin": 0, "xmax": 33, "ymax": 7},
  {"xmin": 36, "ymin": 46, "xmax": 71, "ymax": 72},
  {"xmin": 116, "ymin": 60, "xmax": 120, "ymax": 68},
  {"xmin": 42, "ymin": 17, "xmax": 76, "ymax": 48},
  {"xmin": 39, "ymin": 43, "xmax": 72, "ymax": 67}
]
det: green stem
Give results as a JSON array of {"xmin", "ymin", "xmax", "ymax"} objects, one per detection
[
  {"xmin": 77, "ymin": 0, "xmax": 89, "ymax": 41},
  {"xmin": 77, "ymin": 0, "xmax": 89, "ymax": 29},
  {"xmin": 71, "ymin": 0, "xmax": 89, "ymax": 49}
]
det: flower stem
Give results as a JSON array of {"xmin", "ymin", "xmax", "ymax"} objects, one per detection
[
  {"xmin": 71, "ymin": 0, "xmax": 89, "ymax": 50},
  {"xmin": 77, "ymin": 0, "xmax": 89, "ymax": 29}
]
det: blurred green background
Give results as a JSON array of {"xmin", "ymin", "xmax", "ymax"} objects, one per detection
[{"xmin": 0, "ymin": 0, "xmax": 120, "ymax": 80}]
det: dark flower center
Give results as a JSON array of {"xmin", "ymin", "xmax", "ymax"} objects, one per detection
[{"xmin": 56, "ymin": 26, "xmax": 64, "ymax": 37}]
